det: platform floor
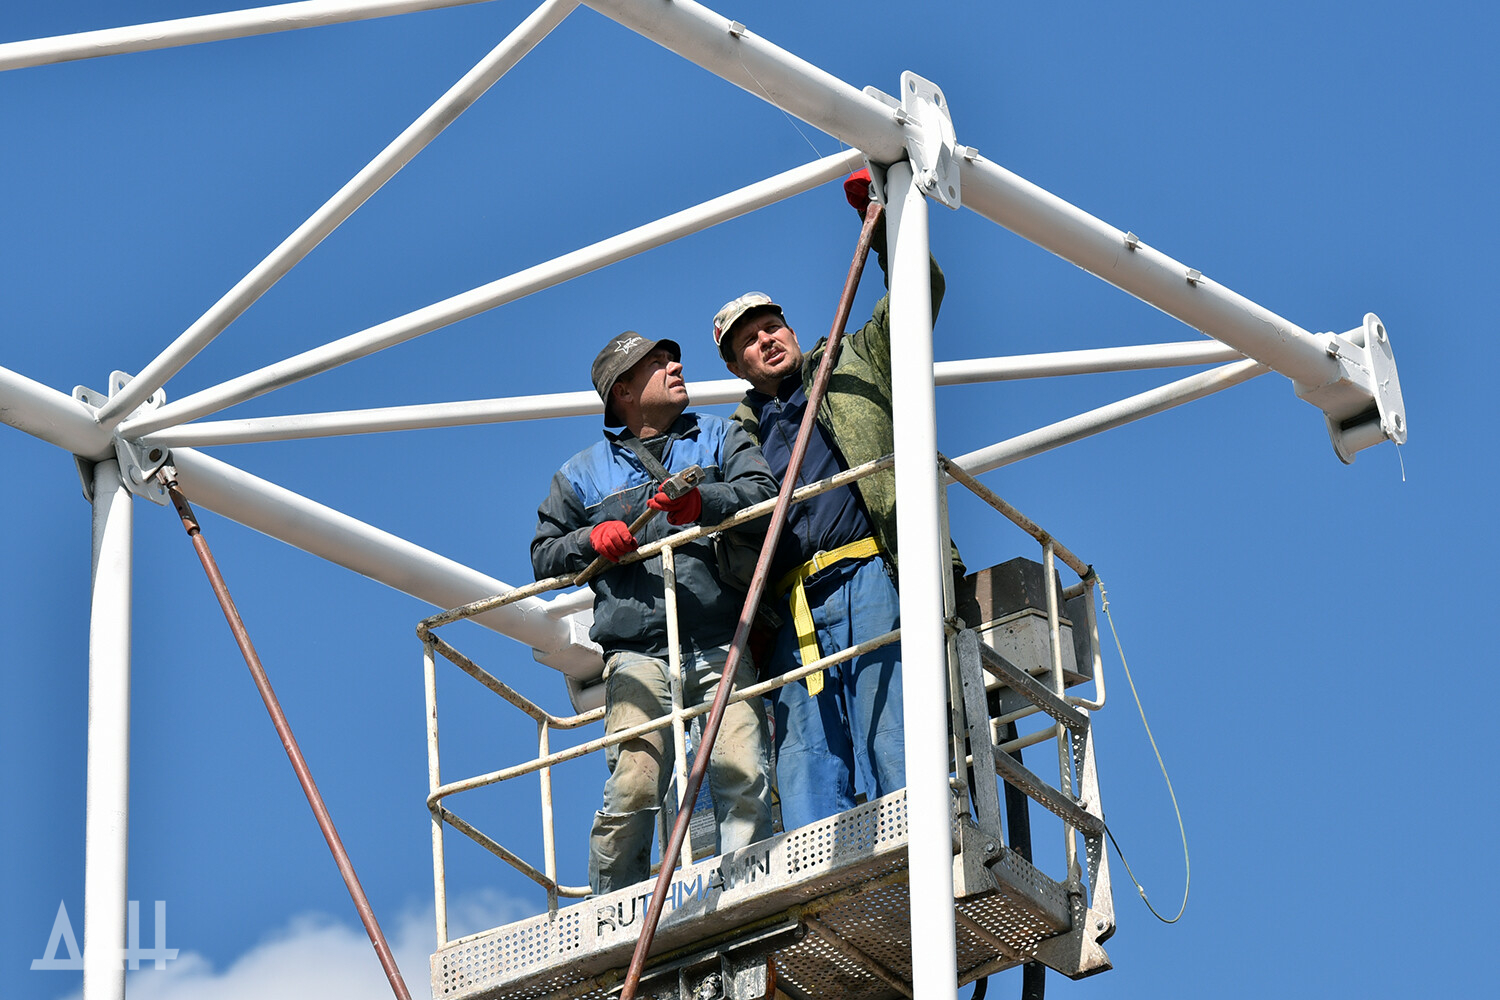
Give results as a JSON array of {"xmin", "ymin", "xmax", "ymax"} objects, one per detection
[{"xmin": 432, "ymin": 790, "xmax": 1093, "ymax": 1000}]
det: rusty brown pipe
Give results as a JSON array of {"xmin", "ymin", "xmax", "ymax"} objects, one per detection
[
  {"xmin": 619, "ymin": 197, "xmax": 886, "ymax": 999},
  {"xmin": 162, "ymin": 477, "xmax": 413, "ymax": 1000}
]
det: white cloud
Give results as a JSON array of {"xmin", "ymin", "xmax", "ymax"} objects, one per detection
[{"xmin": 53, "ymin": 891, "xmax": 529, "ymax": 1000}]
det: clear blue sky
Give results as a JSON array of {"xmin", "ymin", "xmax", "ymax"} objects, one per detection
[{"xmin": 2, "ymin": 2, "xmax": 1493, "ymax": 998}]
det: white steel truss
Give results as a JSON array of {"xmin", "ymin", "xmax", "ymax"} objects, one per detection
[{"xmin": 0, "ymin": 3, "xmax": 1406, "ymax": 1000}]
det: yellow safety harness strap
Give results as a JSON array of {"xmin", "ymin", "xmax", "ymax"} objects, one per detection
[{"xmin": 774, "ymin": 537, "xmax": 883, "ymax": 695}]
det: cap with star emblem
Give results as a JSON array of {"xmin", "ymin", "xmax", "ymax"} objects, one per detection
[{"xmin": 590, "ymin": 331, "xmax": 682, "ymax": 426}]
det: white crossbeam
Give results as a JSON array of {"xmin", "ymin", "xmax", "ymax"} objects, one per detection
[
  {"xmin": 950, "ymin": 359, "xmax": 1269, "ymax": 477},
  {"xmin": 94, "ymin": 0, "xmax": 580, "ymax": 431},
  {"xmin": 139, "ymin": 340, "xmax": 1242, "ymax": 447},
  {"xmin": 116, "ymin": 148, "xmax": 863, "ymax": 438},
  {"xmin": 583, "ymin": 0, "xmax": 1365, "ymax": 421},
  {"xmin": 0, "ymin": 0, "xmax": 496, "ymax": 72}
]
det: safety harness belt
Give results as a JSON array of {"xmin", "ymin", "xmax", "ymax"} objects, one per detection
[{"xmin": 774, "ymin": 537, "xmax": 883, "ymax": 695}]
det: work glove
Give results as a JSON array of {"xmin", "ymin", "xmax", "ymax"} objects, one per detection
[
  {"xmin": 844, "ymin": 167, "xmax": 873, "ymax": 214},
  {"xmin": 647, "ymin": 485, "xmax": 702, "ymax": 526},
  {"xmin": 589, "ymin": 520, "xmax": 639, "ymax": 562}
]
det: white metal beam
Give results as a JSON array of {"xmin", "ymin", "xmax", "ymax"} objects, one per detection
[
  {"xmin": 139, "ymin": 340, "xmax": 1243, "ymax": 447},
  {"xmin": 950, "ymin": 359, "xmax": 1269, "ymax": 477},
  {"xmin": 94, "ymin": 0, "xmax": 580, "ymax": 431},
  {"xmin": 886, "ymin": 161, "xmax": 958, "ymax": 1000},
  {"xmin": 582, "ymin": 0, "xmax": 1381, "ymax": 435},
  {"xmin": 83, "ymin": 460, "xmax": 132, "ymax": 1000},
  {"xmin": 0, "ymin": 365, "xmax": 597, "ymax": 674},
  {"xmin": 168, "ymin": 447, "xmax": 599, "ymax": 676},
  {"xmin": 116, "ymin": 148, "xmax": 863, "ymax": 438},
  {"xmin": 0, "ymin": 0, "xmax": 498, "ymax": 72}
]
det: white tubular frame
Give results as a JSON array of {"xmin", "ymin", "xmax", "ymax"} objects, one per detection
[
  {"xmin": 140, "ymin": 339, "xmax": 1243, "ymax": 447},
  {"xmin": 94, "ymin": 0, "xmax": 580, "ymax": 430},
  {"xmin": 118, "ymin": 149, "xmax": 862, "ymax": 438},
  {"xmin": 0, "ymin": 0, "xmax": 497, "ymax": 72},
  {"xmin": 84, "ymin": 460, "xmax": 133, "ymax": 1000},
  {"xmin": 583, "ymin": 0, "xmax": 1357, "ymax": 401}
]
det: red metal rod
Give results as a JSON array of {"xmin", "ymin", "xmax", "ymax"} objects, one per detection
[
  {"xmin": 162, "ymin": 477, "xmax": 413, "ymax": 1000},
  {"xmin": 620, "ymin": 198, "xmax": 886, "ymax": 999}
]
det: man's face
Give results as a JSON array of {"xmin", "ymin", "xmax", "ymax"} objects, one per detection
[
  {"xmin": 725, "ymin": 309, "xmax": 802, "ymax": 394},
  {"xmin": 615, "ymin": 347, "xmax": 688, "ymax": 422}
]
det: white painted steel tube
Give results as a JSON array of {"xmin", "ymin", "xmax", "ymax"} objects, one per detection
[
  {"xmin": 422, "ymin": 637, "xmax": 449, "ymax": 948},
  {"xmin": 0, "ymin": 364, "xmax": 113, "ymax": 459},
  {"xmin": 950, "ymin": 359, "xmax": 1268, "ymax": 477},
  {"xmin": 141, "ymin": 340, "xmax": 1242, "ymax": 447},
  {"xmin": 165, "ymin": 447, "xmax": 582, "ymax": 664},
  {"xmin": 585, "ymin": 0, "xmax": 1351, "ymax": 397},
  {"xmin": 94, "ymin": 0, "xmax": 579, "ymax": 430},
  {"xmin": 957, "ymin": 157, "xmax": 1341, "ymax": 389},
  {"xmin": 0, "ymin": 0, "xmax": 495, "ymax": 72},
  {"xmin": 932, "ymin": 339, "xmax": 1242, "ymax": 386},
  {"xmin": 119, "ymin": 149, "xmax": 863, "ymax": 437},
  {"xmin": 83, "ymin": 461, "xmax": 132, "ymax": 1000},
  {"xmin": 885, "ymin": 161, "xmax": 957, "ymax": 1000},
  {"xmin": 583, "ymin": 0, "xmax": 905, "ymax": 162}
]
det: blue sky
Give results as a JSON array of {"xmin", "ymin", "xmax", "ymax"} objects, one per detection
[{"xmin": 2, "ymin": 1, "xmax": 1494, "ymax": 998}]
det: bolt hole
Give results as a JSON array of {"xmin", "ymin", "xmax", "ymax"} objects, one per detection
[
  {"xmin": 947, "ymin": 185, "xmax": 956, "ymax": 199},
  {"xmin": 908, "ymin": 80, "xmax": 916, "ymax": 92},
  {"xmin": 148, "ymin": 448, "xmax": 163, "ymax": 462},
  {"xmin": 1394, "ymin": 413, "xmax": 1404, "ymax": 431}
]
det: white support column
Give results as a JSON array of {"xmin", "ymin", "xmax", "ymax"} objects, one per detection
[
  {"xmin": 83, "ymin": 460, "xmax": 133, "ymax": 1000},
  {"xmin": 885, "ymin": 161, "xmax": 957, "ymax": 1000},
  {"xmin": 94, "ymin": 0, "xmax": 580, "ymax": 430}
]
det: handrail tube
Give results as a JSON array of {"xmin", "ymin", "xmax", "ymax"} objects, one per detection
[
  {"xmin": 118, "ymin": 149, "xmax": 862, "ymax": 438},
  {"xmin": 940, "ymin": 454, "xmax": 1090, "ymax": 580},
  {"xmin": 437, "ymin": 806, "xmax": 588, "ymax": 897},
  {"xmin": 427, "ymin": 629, "xmax": 900, "ymax": 805},
  {"xmin": 417, "ymin": 453, "xmax": 895, "ymax": 631},
  {"xmin": 95, "ymin": 0, "xmax": 579, "ymax": 429}
]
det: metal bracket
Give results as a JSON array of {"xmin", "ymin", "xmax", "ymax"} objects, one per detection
[
  {"xmin": 1030, "ymin": 886, "xmax": 1113, "ymax": 980},
  {"xmin": 899, "ymin": 70, "xmax": 962, "ymax": 209},
  {"xmin": 75, "ymin": 372, "xmax": 171, "ymax": 504},
  {"xmin": 1294, "ymin": 312, "xmax": 1406, "ymax": 464}
]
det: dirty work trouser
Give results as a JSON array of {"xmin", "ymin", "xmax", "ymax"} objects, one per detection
[
  {"xmin": 589, "ymin": 645, "xmax": 773, "ymax": 894},
  {"xmin": 766, "ymin": 555, "xmax": 906, "ymax": 833}
]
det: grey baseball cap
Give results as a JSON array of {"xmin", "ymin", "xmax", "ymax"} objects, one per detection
[
  {"xmin": 712, "ymin": 292, "xmax": 782, "ymax": 362},
  {"xmin": 591, "ymin": 331, "xmax": 681, "ymax": 427}
]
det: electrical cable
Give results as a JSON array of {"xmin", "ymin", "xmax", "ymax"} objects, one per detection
[{"xmin": 1096, "ymin": 579, "xmax": 1190, "ymax": 924}]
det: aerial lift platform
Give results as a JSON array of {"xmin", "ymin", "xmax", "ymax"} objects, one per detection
[{"xmin": 421, "ymin": 462, "xmax": 1115, "ymax": 1000}]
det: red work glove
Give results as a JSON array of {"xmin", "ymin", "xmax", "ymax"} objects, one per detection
[
  {"xmin": 589, "ymin": 520, "xmax": 639, "ymax": 562},
  {"xmin": 844, "ymin": 167, "xmax": 872, "ymax": 214},
  {"xmin": 647, "ymin": 486, "xmax": 702, "ymax": 526}
]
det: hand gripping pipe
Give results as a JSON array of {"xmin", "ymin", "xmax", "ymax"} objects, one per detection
[
  {"xmin": 618, "ymin": 199, "xmax": 887, "ymax": 1000},
  {"xmin": 161, "ymin": 475, "xmax": 413, "ymax": 1000}
]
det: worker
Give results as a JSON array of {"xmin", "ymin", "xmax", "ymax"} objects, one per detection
[
  {"xmin": 712, "ymin": 170, "xmax": 978, "ymax": 832},
  {"xmin": 531, "ymin": 331, "xmax": 777, "ymax": 893}
]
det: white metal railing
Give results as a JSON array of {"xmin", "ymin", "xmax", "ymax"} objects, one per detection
[{"xmin": 415, "ymin": 449, "xmax": 1109, "ymax": 950}]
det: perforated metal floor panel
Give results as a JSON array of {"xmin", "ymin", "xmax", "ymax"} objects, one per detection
[{"xmin": 432, "ymin": 791, "xmax": 1085, "ymax": 1000}]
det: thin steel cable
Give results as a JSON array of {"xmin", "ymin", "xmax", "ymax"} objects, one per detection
[{"xmin": 1097, "ymin": 580, "xmax": 1189, "ymax": 924}]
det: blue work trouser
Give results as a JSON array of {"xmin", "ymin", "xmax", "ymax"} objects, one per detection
[
  {"xmin": 589, "ymin": 645, "xmax": 773, "ymax": 894},
  {"xmin": 767, "ymin": 555, "xmax": 905, "ymax": 833}
]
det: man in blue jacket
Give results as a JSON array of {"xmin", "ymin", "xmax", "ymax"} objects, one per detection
[{"xmin": 531, "ymin": 331, "xmax": 777, "ymax": 893}]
